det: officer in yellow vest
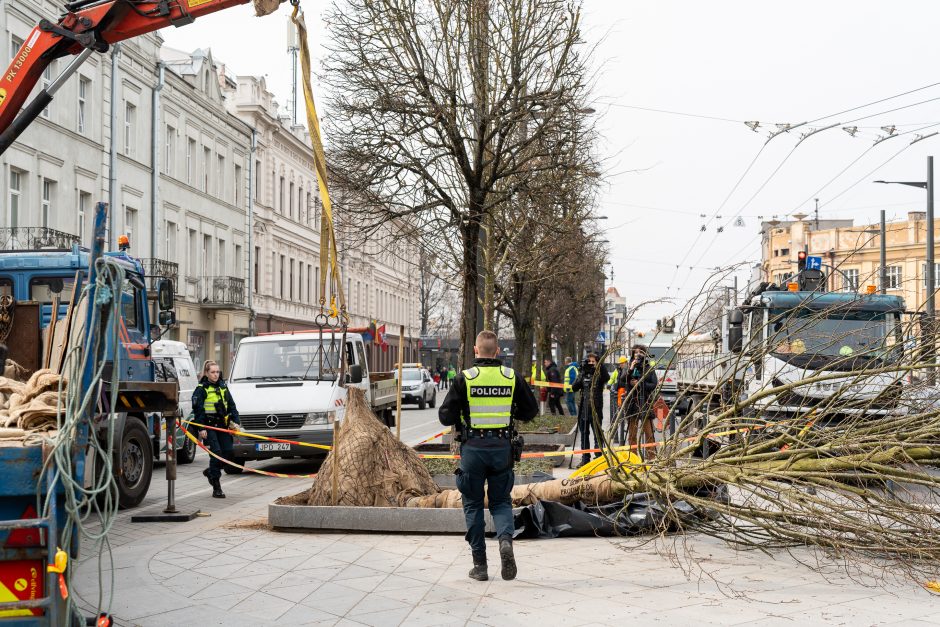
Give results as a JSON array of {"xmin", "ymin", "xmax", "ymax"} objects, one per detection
[
  {"xmin": 563, "ymin": 357, "xmax": 579, "ymax": 416},
  {"xmin": 192, "ymin": 359, "xmax": 240, "ymax": 498},
  {"xmin": 438, "ymin": 330, "xmax": 538, "ymax": 582}
]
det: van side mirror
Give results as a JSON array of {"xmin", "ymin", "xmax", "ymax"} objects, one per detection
[
  {"xmin": 348, "ymin": 364, "xmax": 363, "ymax": 384},
  {"xmin": 157, "ymin": 279, "xmax": 175, "ymax": 311},
  {"xmin": 728, "ymin": 308, "xmax": 744, "ymax": 353},
  {"xmin": 159, "ymin": 310, "xmax": 176, "ymax": 327}
]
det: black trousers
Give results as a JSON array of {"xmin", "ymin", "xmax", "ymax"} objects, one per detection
[
  {"xmin": 205, "ymin": 429, "xmax": 233, "ymax": 480},
  {"xmin": 547, "ymin": 392, "xmax": 563, "ymax": 416},
  {"xmin": 456, "ymin": 443, "xmax": 515, "ymax": 554}
]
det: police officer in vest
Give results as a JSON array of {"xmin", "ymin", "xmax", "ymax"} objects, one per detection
[
  {"xmin": 438, "ymin": 330, "xmax": 538, "ymax": 581},
  {"xmin": 192, "ymin": 359, "xmax": 240, "ymax": 498}
]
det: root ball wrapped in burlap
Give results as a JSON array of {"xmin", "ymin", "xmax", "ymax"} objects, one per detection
[{"xmin": 307, "ymin": 387, "xmax": 440, "ymax": 506}]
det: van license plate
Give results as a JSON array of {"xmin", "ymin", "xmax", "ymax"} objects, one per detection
[{"xmin": 256, "ymin": 443, "xmax": 290, "ymax": 452}]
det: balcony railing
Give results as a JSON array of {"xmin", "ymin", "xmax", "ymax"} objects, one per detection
[
  {"xmin": 0, "ymin": 227, "xmax": 80, "ymax": 251},
  {"xmin": 199, "ymin": 276, "xmax": 245, "ymax": 307},
  {"xmin": 141, "ymin": 258, "xmax": 179, "ymax": 294}
]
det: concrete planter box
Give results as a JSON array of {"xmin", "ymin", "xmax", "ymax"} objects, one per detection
[{"xmin": 269, "ymin": 503, "xmax": 525, "ymax": 533}]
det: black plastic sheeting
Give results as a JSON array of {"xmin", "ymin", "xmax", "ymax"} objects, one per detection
[{"xmin": 512, "ymin": 487, "xmax": 726, "ymax": 538}]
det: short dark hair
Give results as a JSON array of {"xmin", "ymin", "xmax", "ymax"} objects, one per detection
[{"xmin": 475, "ymin": 330, "xmax": 499, "ymax": 357}]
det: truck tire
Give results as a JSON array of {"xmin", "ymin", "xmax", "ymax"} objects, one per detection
[
  {"xmin": 115, "ymin": 417, "xmax": 154, "ymax": 509},
  {"xmin": 418, "ymin": 395, "xmax": 427, "ymax": 410},
  {"xmin": 224, "ymin": 457, "xmax": 246, "ymax": 474},
  {"xmin": 177, "ymin": 425, "xmax": 198, "ymax": 464},
  {"xmin": 383, "ymin": 407, "xmax": 396, "ymax": 428},
  {"xmin": 429, "ymin": 390, "xmax": 437, "ymax": 408}
]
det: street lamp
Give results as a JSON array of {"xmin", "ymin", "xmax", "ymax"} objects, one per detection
[{"xmin": 875, "ymin": 155, "xmax": 935, "ymax": 384}]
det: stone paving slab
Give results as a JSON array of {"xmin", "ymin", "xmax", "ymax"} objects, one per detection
[{"xmin": 69, "ymin": 425, "xmax": 940, "ymax": 626}]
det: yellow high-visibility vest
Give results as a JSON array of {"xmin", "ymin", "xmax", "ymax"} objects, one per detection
[{"xmin": 464, "ymin": 365, "xmax": 516, "ymax": 429}]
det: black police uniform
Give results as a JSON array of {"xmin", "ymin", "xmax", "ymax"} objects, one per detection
[
  {"xmin": 192, "ymin": 375, "xmax": 240, "ymax": 497},
  {"xmin": 438, "ymin": 357, "xmax": 538, "ymax": 580}
]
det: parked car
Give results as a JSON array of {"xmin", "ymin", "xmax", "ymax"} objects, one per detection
[{"xmin": 397, "ymin": 367, "xmax": 437, "ymax": 409}]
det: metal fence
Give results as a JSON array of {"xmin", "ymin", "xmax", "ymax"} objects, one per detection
[
  {"xmin": 200, "ymin": 276, "xmax": 245, "ymax": 306},
  {"xmin": 0, "ymin": 227, "xmax": 80, "ymax": 251},
  {"xmin": 141, "ymin": 258, "xmax": 179, "ymax": 294}
]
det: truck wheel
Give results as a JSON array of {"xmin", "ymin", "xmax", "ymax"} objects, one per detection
[
  {"xmin": 418, "ymin": 395, "xmax": 427, "ymax": 410},
  {"xmin": 224, "ymin": 457, "xmax": 246, "ymax": 474},
  {"xmin": 429, "ymin": 390, "xmax": 437, "ymax": 409},
  {"xmin": 384, "ymin": 408, "xmax": 396, "ymax": 428},
  {"xmin": 177, "ymin": 426, "xmax": 198, "ymax": 465},
  {"xmin": 116, "ymin": 418, "xmax": 154, "ymax": 509}
]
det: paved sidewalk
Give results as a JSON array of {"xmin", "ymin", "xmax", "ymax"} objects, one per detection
[{"xmin": 73, "ymin": 470, "xmax": 940, "ymax": 626}]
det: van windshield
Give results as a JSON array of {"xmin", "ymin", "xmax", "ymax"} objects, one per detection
[{"xmin": 231, "ymin": 338, "xmax": 353, "ymax": 382}]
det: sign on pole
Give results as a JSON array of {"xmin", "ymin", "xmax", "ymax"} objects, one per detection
[{"xmin": 806, "ymin": 255, "xmax": 822, "ymax": 271}]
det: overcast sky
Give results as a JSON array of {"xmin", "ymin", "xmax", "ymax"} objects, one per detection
[{"xmin": 163, "ymin": 1, "xmax": 940, "ymax": 330}]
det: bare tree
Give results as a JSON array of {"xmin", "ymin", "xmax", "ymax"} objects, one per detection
[{"xmin": 323, "ymin": 0, "xmax": 593, "ymax": 365}]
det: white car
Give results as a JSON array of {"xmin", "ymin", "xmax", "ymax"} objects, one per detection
[{"xmin": 397, "ymin": 367, "xmax": 437, "ymax": 409}]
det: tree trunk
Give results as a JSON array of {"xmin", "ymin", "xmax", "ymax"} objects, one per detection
[
  {"xmin": 483, "ymin": 213, "xmax": 496, "ymax": 330},
  {"xmin": 513, "ymin": 318, "xmax": 533, "ymax": 374},
  {"xmin": 460, "ymin": 216, "xmax": 482, "ymax": 369}
]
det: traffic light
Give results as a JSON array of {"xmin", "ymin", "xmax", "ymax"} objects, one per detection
[{"xmin": 797, "ymin": 250, "xmax": 807, "ymax": 272}]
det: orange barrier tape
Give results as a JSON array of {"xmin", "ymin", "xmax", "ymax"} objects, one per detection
[
  {"xmin": 412, "ymin": 427, "xmax": 451, "ymax": 447},
  {"xmin": 179, "ymin": 427, "xmax": 319, "ymax": 479},
  {"xmin": 529, "ymin": 379, "xmax": 566, "ymax": 389},
  {"xmin": 182, "ymin": 419, "xmax": 333, "ymax": 451}
]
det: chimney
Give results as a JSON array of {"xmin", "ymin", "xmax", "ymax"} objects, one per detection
[{"xmin": 909, "ymin": 211, "xmax": 926, "ymax": 244}]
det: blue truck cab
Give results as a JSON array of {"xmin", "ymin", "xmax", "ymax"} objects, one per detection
[{"xmin": 0, "ymin": 242, "xmax": 178, "ymax": 511}]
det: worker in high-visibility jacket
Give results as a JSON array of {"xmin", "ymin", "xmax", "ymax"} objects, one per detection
[
  {"xmin": 531, "ymin": 361, "xmax": 547, "ymax": 414},
  {"xmin": 563, "ymin": 357, "xmax": 579, "ymax": 417},
  {"xmin": 438, "ymin": 331, "xmax": 538, "ymax": 582},
  {"xmin": 608, "ymin": 356, "xmax": 629, "ymax": 443},
  {"xmin": 192, "ymin": 360, "xmax": 240, "ymax": 498}
]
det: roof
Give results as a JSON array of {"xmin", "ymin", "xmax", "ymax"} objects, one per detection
[{"xmin": 757, "ymin": 291, "xmax": 906, "ymax": 313}]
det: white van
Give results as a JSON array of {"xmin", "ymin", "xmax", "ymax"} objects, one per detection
[
  {"xmin": 151, "ymin": 340, "xmax": 200, "ymax": 464},
  {"xmin": 226, "ymin": 331, "xmax": 398, "ymax": 470}
]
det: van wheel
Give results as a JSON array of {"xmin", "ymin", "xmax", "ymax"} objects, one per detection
[
  {"xmin": 115, "ymin": 418, "xmax": 154, "ymax": 509},
  {"xmin": 177, "ymin": 426, "xmax": 197, "ymax": 464},
  {"xmin": 429, "ymin": 391, "xmax": 437, "ymax": 409},
  {"xmin": 418, "ymin": 395, "xmax": 427, "ymax": 410}
]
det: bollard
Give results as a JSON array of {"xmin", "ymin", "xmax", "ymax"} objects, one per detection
[{"xmin": 164, "ymin": 414, "xmax": 178, "ymax": 513}]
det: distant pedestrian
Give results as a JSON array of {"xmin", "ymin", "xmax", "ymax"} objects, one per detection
[
  {"xmin": 609, "ymin": 356, "xmax": 629, "ymax": 444},
  {"xmin": 572, "ymin": 353, "xmax": 609, "ymax": 467},
  {"xmin": 563, "ymin": 357, "xmax": 579, "ymax": 417},
  {"xmin": 433, "ymin": 372, "xmax": 441, "ymax": 386},
  {"xmin": 447, "ymin": 365, "xmax": 456, "ymax": 388},
  {"xmin": 543, "ymin": 357, "xmax": 563, "ymax": 416},
  {"xmin": 620, "ymin": 345, "xmax": 658, "ymax": 460},
  {"xmin": 193, "ymin": 360, "xmax": 240, "ymax": 498},
  {"xmin": 439, "ymin": 366, "xmax": 448, "ymax": 389}
]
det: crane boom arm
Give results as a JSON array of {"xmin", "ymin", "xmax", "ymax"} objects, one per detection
[{"xmin": 0, "ymin": 0, "xmax": 274, "ymax": 154}]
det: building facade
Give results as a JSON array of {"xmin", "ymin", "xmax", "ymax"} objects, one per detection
[
  {"xmin": 762, "ymin": 212, "xmax": 940, "ymax": 311},
  {"xmin": 224, "ymin": 74, "xmax": 420, "ymax": 371},
  {"xmin": 0, "ymin": 4, "xmax": 420, "ymax": 371}
]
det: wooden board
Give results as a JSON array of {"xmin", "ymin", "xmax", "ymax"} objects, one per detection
[{"xmin": 6, "ymin": 303, "xmax": 41, "ymax": 375}]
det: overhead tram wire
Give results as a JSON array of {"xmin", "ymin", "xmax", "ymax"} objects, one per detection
[
  {"xmin": 647, "ymin": 80, "xmax": 940, "ymax": 296},
  {"xmin": 713, "ymin": 122, "xmax": 940, "ymax": 273},
  {"xmin": 601, "ymin": 102, "xmax": 743, "ymax": 124}
]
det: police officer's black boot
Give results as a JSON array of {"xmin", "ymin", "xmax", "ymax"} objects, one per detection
[
  {"xmin": 468, "ymin": 552, "xmax": 488, "ymax": 581},
  {"xmin": 499, "ymin": 539, "xmax": 517, "ymax": 580},
  {"xmin": 211, "ymin": 477, "xmax": 225, "ymax": 499}
]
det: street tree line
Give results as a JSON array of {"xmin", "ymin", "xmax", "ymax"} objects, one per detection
[{"xmin": 324, "ymin": 0, "xmax": 606, "ymax": 368}]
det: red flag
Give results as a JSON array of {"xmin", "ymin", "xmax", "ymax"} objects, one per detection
[{"xmin": 376, "ymin": 324, "xmax": 387, "ymax": 346}]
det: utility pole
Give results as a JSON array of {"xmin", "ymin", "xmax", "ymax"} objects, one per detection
[
  {"xmin": 927, "ymin": 156, "xmax": 936, "ymax": 385},
  {"xmin": 879, "ymin": 209, "xmax": 886, "ymax": 295},
  {"xmin": 287, "ymin": 17, "xmax": 299, "ymax": 126},
  {"xmin": 814, "ymin": 198, "xmax": 820, "ymax": 230}
]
